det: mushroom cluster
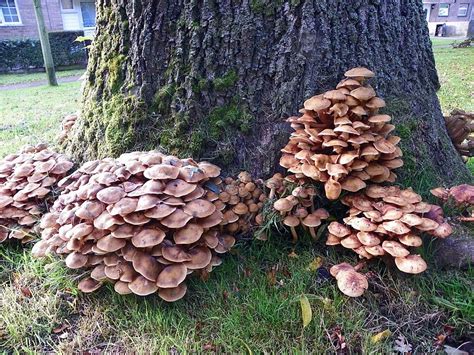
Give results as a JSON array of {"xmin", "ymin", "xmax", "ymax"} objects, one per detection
[
  {"xmin": 58, "ymin": 113, "xmax": 78, "ymax": 144},
  {"xmin": 431, "ymin": 184, "xmax": 474, "ymax": 222},
  {"xmin": 32, "ymin": 151, "xmax": 237, "ymax": 302},
  {"xmin": 330, "ymin": 263, "xmax": 368, "ymax": 297},
  {"xmin": 0, "ymin": 144, "xmax": 73, "ymax": 243},
  {"xmin": 444, "ymin": 110, "xmax": 474, "ymax": 158},
  {"xmin": 215, "ymin": 172, "xmax": 266, "ymax": 235},
  {"xmin": 326, "ymin": 185, "xmax": 452, "ymax": 274},
  {"xmin": 273, "ymin": 185, "xmax": 329, "ymax": 242},
  {"xmin": 280, "ymin": 67, "xmax": 403, "ymax": 200}
]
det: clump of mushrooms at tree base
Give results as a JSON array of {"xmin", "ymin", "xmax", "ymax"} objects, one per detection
[
  {"xmin": 265, "ymin": 67, "xmax": 454, "ymax": 297},
  {"xmin": 32, "ymin": 151, "xmax": 264, "ymax": 301},
  {"xmin": 0, "ymin": 66, "xmax": 464, "ymax": 302}
]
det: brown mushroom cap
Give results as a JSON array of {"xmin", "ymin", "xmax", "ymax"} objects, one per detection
[
  {"xmin": 78, "ymin": 277, "xmax": 102, "ymax": 293},
  {"xmin": 325, "ymin": 179, "xmax": 342, "ymax": 201},
  {"xmin": 144, "ymin": 204, "xmax": 176, "ymax": 219},
  {"xmin": 156, "ymin": 263, "xmax": 187, "ymax": 288},
  {"xmin": 132, "ymin": 228, "xmax": 166, "ymax": 248},
  {"xmin": 161, "ymin": 209, "xmax": 193, "ymax": 228},
  {"xmin": 162, "ymin": 244, "xmax": 192, "ymax": 262},
  {"xmin": 356, "ymin": 231, "xmax": 381, "ymax": 246},
  {"xmin": 174, "ymin": 223, "xmax": 204, "ymax": 244},
  {"xmin": 184, "ymin": 246, "xmax": 212, "ymax": 269},
  {"xmin": 96, "ymin": 186, "xmax": 126, "ymax": 204},
  {"xmin": 394, "ymin": 255, "xmax": 427, "ymax": 274},
  {"xmin": 382, "ymin": 220, "xmax": 410, "ymax": 235},
  {"xmin": 164, "ymin": 179, "xmax": 197, "ymax": 197},
  {"xmin": 398, "ymin": 233, "xmax": 423, "ymax": 247},
  {"xmin": 328, "ymin": 221, "xmax": 351, "ymax": 238},
  {"xmin": 114, "ymin": 281, "xmax": 132, "ymax": 295},
  {"xmin": 336, "ymin": 270, "xmax": 368, "ymax": 297},
  {"xmin": 183, "ymin": 199, "xmax": 216, "ymax": 218},
  {"xmin": 304, "ymin": 95, "xmax": 331, "ymax": 111},
  {"xmin": 273, "ymin": 198, "xmax": 293, "ymax": 213},
  {"xmin": 336, "ymin": 228, "xmax": 359, "ymax": 246},
  {"xmin": 344, "ymin": 67, "xmax": 375, "ymax": 79},
  {"xmin": 65, "ymin": 252, "xmax": 88, "ymax": 269},
  {"xmin": 132, "ymin": 252, "xmax": 162, "ymax": 281},
  {"xmin": 128, "ymin": 275, "xmax": 159, "ymax": 296},
  {"xmin": 158, "ymin": 283, "xmax": 188, "ymax": 302},
  {"xmin": 382, "ymin": 240, "xmax": 410, "ymax": 257},
  {"xmin": 365, "ymin": 245, "xmax": 385, "ymax": 256},
  {"xmin": 144, "ymin": 165, "xmax": 180, "ymax": 180},
  {"xmin": 97, "ymin": 235, "xmax": 127, "ymax": 252},
  {"xmin": 330, "ymin": 262, "xmax": 354, "ymax": 277}
]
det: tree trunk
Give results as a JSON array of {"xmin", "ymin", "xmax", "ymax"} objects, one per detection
[
  {"xmin": 66, "ymin": 0, "xmax": 473, "ymax": 267},
  {"xmin": 67, "ymin": 0, "xmax": 469, "ymax": 184}
]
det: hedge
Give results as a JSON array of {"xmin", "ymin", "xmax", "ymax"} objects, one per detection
[{"xmin": 0, "ymin": 31, "xmax": 88, "ymax": 72}]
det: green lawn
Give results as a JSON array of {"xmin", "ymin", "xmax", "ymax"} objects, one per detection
[
  {"xmin": 432, "ymin": 39, "xmax": 474, "ymax": 113},
  {"xmin": 0, "ymin": 82, "xmax": 81, "ymax": 158},
  {"xmin": 0, "ymin": 68, "xmax": 85, "ymax": 86},
  {"xmin": 0, "ymin": 43, "xmax": 473, "ymax": 353}
]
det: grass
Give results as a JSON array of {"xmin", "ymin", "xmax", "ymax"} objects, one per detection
[
  {"xmin": 0, "ymin": 81, "xmax": 81, "ymax": 158},
  {"xmin": 432, "ymin": 39, "xmax": 474, "ymax": 114},
  {"xmin": 1, "ymin": 237, "xmax": 472, "ymax": 353},
  {"xmin": 0, "ymin": 41, "xmax": 473, "ymax": 353},
  {"xmin": 0, "ymin": 68, "xmax": 85, "ymax": 86}
]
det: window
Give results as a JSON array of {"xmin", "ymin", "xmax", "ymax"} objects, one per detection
[
  {"xmin": 438, "ymin": 4, "xmax": 450, "ymax": 17},
  {"xmin": 61, "ymin": 0, "xmax": 74, "ymax": 10},
  {"xmin": 80, "ymin": 1, "xmax": 96, "ymax": 28},
  {"xmin": 0, "ymin": 0, "xmax": 21, "ymax": 25},
  {"xmin": 458, "ymin": 4, "xmax": 469, "ymax": 17}
]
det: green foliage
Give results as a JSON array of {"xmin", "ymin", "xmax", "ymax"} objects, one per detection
[
  {"xmin": 151, "ymin": 84, "xmax": 176, "ymax": 113},
  {"xmin": 107, "ymin": 55, "xmax": 127, "ymax": 93},
  {"xmin": 213, "ymin": 70, "xmax": 238, "ymax": 92},
  {"xmin": 207, "ymin": 101, "xmax": 252, "ymax": 139},
  {"xmin": 0, "ymin": 31, "xmax": 87, "ymax": 72}
]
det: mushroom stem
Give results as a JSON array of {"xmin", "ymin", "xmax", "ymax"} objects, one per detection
[
  {"xmin": 308, "ymin": 227, "xmax": 317, "ymax": 240},
  {"xmin": 290, "ymin": 227, "xmax": 298, "ymax": 243},
  {"xmin": 353, "ymin": 260, "xmax": 367, "ymax": 272},
  {"xmin": 269, "ymin": 188, "xmax": 276, "ymax": 199}
]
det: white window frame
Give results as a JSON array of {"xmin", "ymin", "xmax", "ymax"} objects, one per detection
[
  {"xmin": 457, "ymin": 4, "xmax": 469, "ymax": 17},
  {"xmin": 79, "ymin": 0, "xmax": 96, "ymax": 29},
  {"xmin": 60, "ymin": 0, "xmax": 76, "ymax": 13},
  {"xmin": 0, "ymin": 0, "xmax": 22, "ymax": 26},
  {"xmin": 438, "ymin": 3, "xmax": 450, "ymax": 17}
]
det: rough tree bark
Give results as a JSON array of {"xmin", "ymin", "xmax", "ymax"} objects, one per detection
[{"xmin": 65, "ymin": 0, "xmax": 473, "ymax": 265}]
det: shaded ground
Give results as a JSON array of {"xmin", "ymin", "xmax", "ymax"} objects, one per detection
[{"xmin": 0, "ymin": 40, "xmax": 472, "ymax": 353}]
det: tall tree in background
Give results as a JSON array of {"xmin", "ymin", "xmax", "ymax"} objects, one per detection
[{"xmin": 66, "ymin": 0, "xmax": 471, "ymax": 188}]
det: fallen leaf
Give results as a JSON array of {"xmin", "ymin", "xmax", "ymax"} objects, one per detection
[
  {"xmin": 306, "ymin": 257, "xmax": 323, "ymax": 272},
  {"xmin": 20, "ymin": 287, "xmax": 32, "ymax": 298},
  {"xmin": 371, "ymin": 329, "xmax": 391, "ymax": 344},
  {"xmin": 267, "ymin": 267, "xmax": 277, "ymax": 286},
  {"xmin": 300, "ymin": 294, "xmax": 312, "ymax": 328}
]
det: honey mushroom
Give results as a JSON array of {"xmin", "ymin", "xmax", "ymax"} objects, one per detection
[
  {"xmin": 279, "ymin": 67, "xmax": 403, "ymax": 200},
  {"xmin": 0, "ymin": 143, "xmax": 73, "ymax": 243},
  {"xmin": 32, "ymin": 150, "xmax": 251, "ymax": 302},
  {"xmin": 328, "ymin": 185, "xmax": 452, "ymax": 274}
]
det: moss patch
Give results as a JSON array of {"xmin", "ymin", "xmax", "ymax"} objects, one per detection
[
  {"xmin": 213, "ymin": 70, "xmax": 238, "ymax": 92},
  {"xmin": 155, "ymin": 100, "xmax": 253, "ymax": 163}
]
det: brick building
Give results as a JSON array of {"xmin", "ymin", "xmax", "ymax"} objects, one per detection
[
  {"xmin": 0, "ymin": 0, "xmax": 96, "ymax": 40},
  {"xmin": 423, "ymin": 0, "xmax": 474, "ymax": 36}
]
